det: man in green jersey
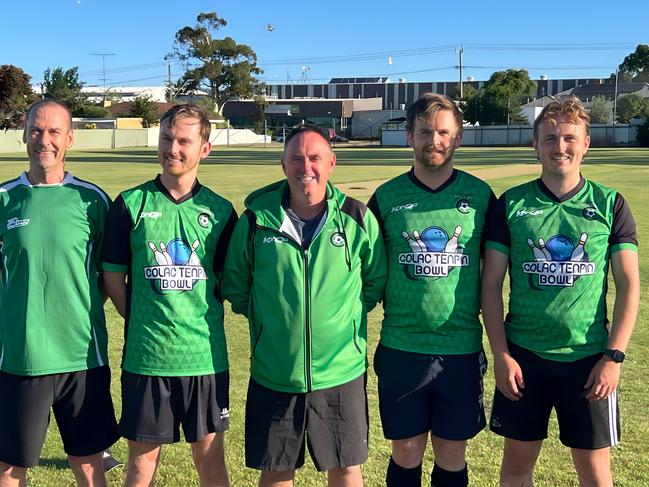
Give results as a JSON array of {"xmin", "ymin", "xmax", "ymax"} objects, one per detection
[
  {"xmin": 367, "ymin": 94, "xmax": 494, "ymax": 487},
  {"xmin": 482, "ymin": 98, "xmax": 639, "ymax": 486},
  {"xmin": 0, "ymin": 100, "xmax": 119, "ymax": 486},
  {"xmin": 102, "ymin": 104, "xmax": 236, "ymax": 487},
  {"xmin": 223, "ymin": 124, "xmax": 386, "ymax": 487}
]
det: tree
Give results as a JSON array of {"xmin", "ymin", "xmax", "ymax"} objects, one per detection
[
  {"xmin": 42, "ymin": 66, "xmax": 87, "ymax": 116},
  {"xmin": 590, "ymin": 96, "xmax": 614, "ymax": 124},
  {"xmin": 458, "ymin": 84, "xmax": 480, "ymax": 125},
  {"xmin": 637, "ymin": 119, "xmax": 649, "ymax": 146},
  {"xmin": 616, "ymin": 93, "xmax": 649, "ymax": 123},
  {"xmin": 251, "ymin": 94, "xmax": 267, "ymax": 134},
  {"xmin": 0, "ymin": 65, "xmax": 35, "ymax": 129},
  {"xmin": 169, "ymin": 12, "xmax": 263, "ymax": 113},
  {"xmin": 131, "ymin": 94, "xmax": 160, "ymax": 128},
  {"xmin": 615, "ymin": 44, "xmax": 649, "ymax": 83},
  {"xmin": 478, "ymin": 69, "xmax": 537, "ymax": 125}
]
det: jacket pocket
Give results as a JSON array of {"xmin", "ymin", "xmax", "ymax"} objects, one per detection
[{"xmin": 352, "ymin": 320, "xmax": 362, "ymax": 354}]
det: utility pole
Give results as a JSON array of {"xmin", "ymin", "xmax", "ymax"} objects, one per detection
[
  {"xmin": 455, "ymin": 46, "xmax": 464, "ymax": 99},
  {"xmin": 91, "ymin": 53, "xmax": 115, "ymax": 103},
  {"xmin": 613, "ymin": 68, "xmax": 619, "ymax": 124}
]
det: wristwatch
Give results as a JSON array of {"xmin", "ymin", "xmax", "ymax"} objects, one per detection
[{"xmin": 603, "ymin": 348, "xmax": 625, "ymax": 363}]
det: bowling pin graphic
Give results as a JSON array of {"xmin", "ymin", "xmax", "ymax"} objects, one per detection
[
  {"xmin": 527, "ymin": 238, "xmax": 547, "ymax": 261},
  {"xmin": 444, "ymin": 225, "xmax": 462, "ymax": 252},
  {"xmin": 537, "ymin": 237, "xmax": 552, "ymax": 260},
  {"xmin": 570, "ymin": 233, "xmax": 588, "ymax": 261},
  {"xmin": 187, "ymin": 239, "xmax": 201, "ymax": 266},
  {"xmin": 402, "ymin": 231, "xmax": 424, "ymax": 252},
  {"xmin": 148, "ymin": 241, "xmax": 170, "ymax": 266},
  {"xmin": 412, "ymin": 230, "xmax": 428, "ymax": 251},
  {"xmin": 158, "ymin": 241, "xmax": 173, "ymax": 265}
]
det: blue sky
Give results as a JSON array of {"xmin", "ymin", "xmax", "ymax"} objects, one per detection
[{"xmin": 3, "ymin": 1, "xmax": 647, "ymax": 87}]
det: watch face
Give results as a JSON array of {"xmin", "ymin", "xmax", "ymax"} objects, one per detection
[{"xmin": 605, "ymin": 349, "xmax": 625, "ymax": 362}]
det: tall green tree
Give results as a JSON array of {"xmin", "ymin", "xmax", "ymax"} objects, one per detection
[
  {"xmin": 615, "ymin": 44, "xmax": 649, "ymax": 82},
  {"xmin": 590, "ymin": 96, "xmax": 614, "ymax": 124},
  {"xmin": 616, "ymin": 93, "xmax": 649, "ymax": 123},
  {"xmin": 131, "ymin": 94, "xmax": 160, "ymax": 128},
  {"xmin": 42, "ymin": 66, "xmax": 87, "ymax": 116},
  {"xmin": 0, "ymin": 65, "xmax": 35, "ymax": 129},
  {"xmin": 478, "ymin": 69, "xmax": 537, "ymax": 125},
  {"xmin": 169, "ymin": 12, "xmax": 263, "ymax": 113}
]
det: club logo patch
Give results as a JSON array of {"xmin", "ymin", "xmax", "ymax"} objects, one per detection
[
  {"xmin": 522, "ymin": 233, "xmax": 595, "ymax": 287},
  {"xmin": 399, "ymin": 225, "xmax": 468, "ymax": 279},
  {"xmin": 198, "ymin": 213, "xmax": 211, "ymax": 228},
  {"xmin": 582, "ymin": 206, "xmax": 597, "ymax": 220},
  {"xmin": 456, "ymin": 199, "xmax": 471, "ymax": 214},
  {"xmin": 144, "ymin": 239, "xmax": 206, "ymax": 292},
  {"xmin": 330, "ymin": 232, "xmax": 345, "ymax": 247}
]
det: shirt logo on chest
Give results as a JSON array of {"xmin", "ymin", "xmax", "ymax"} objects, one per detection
[
  {"xmin": 140, "ymin": 211, "xmax": 162, "ymax": 220},
  {"xmin": 398, "ymin": 225, "xmax": 469, "ymax": 279},
  {"xmin": 143, "ymin": 238, "xmax": 207, "ymax": 292},
  {"xmin": 6, "ymin": 217, "xmax": 30, "ymax": 230}
]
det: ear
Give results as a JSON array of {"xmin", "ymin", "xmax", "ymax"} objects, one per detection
[
  {"xmin": 584, "ymin": 135, "xmax": 591, "ymax": 154},
  {"xmin": 67, "ymin": 129, "xmax": 74, "ymax": 149},
  {"xmin": 328, "ymin": 152, "xmax": 336, "ymax": 173},
  {"xmin": 200, "ymin": 141, "xmax": 212, "ymax": 160},
  {"xmin": 407, "ymin": 131, "xmax": 414, "ymax": 148},
  {"xmin": 532, "ymin": 137, "xmax": 539, "ymax": 157},
  {"xmin": 454, "ymin": 133, "xmax": 462, "ymax": 149}
]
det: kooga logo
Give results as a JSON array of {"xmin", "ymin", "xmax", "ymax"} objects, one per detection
[
  {"xmin": 391, "ymin": 203, "xmax": 417, "ymax": 212},
  {"xmin": 263, "ymin": 236, "xmax": 288, "ymax": 244}
]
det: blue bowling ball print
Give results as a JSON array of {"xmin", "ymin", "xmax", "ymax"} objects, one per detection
[
  {"xmin": 545, "ymin": 235, "xmax": 574, "ymax": 261},
  {"xmin": 166, "ymin": 238, "xmax": 192, "ymax": 265},
  {"xmin": 420, "ymin": 226, "xmax": 449, "ymax": 252}
]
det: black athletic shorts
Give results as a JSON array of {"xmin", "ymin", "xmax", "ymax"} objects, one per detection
[
  {"xmin": 0, "ymin": 366, "xmax": 119, "ymax": 468},
  {"xmin": 119, "ymin": 370, "xmax": 230, "ymax": 444},
  {"xmin": 490, "ymin": 342, "xmax": 620, "ymax": 449},
  {"xmin": 374, "ymin": 344, "xmax": 487, "ymax": 441},
  {"xmin": 245, "ymin": 374, "xmax": 368, "ymax": 472}
]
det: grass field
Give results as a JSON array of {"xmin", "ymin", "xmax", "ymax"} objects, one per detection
[{"xmin": 1, "ymin": 146, "xmax": 647, "ymax": 486}]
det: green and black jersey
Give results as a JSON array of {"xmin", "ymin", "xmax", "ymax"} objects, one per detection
[
  {"xmin": 0, "ymin": 172, "xmax": 110, "ymax": 376},
  {"xmin": 368, "ymin": 168, "xmax": 495, "ymax": 354},
  {"xmin": 102, "ymin": 176, "xmax": 237, "ymax": 377},
  {"xmin": 485, "ymin": 176, "xmax": 637, "ymax": 361}
]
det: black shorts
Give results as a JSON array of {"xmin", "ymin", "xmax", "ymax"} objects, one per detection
[
  {"xmin": 490, "ymin": 342, "xmax": 620, "ymax": 449},
  {"xmin": 374, "ymin": 344, "xmax": 487, "ymax": 441},
  {"xmin": 245, "ymin": 374, "xmax": 368, "ymax": 472},
  {"xmin": 119, "ymin": 370, "xmax": 230, "ymax": 444},
  {"xmin": 0, "ymin": 367, "xmax": 119, "ymax": 468}
]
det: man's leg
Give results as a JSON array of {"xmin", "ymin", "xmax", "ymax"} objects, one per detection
[
  {"xmin": 124, "ymin": 441, "xmax": 161, "ymax": 487},
  {"xmin": 571, "ymin": 447, "xmax": 612, "ymax": 487},
  {"xmin": 429, "ymin": 436, "xmax": 468, "ymax": 487},
  {"xmin": 500, "ymin": 438, "xmax": 543, "ymax": 487},
  {"xmin": 190, "ymin": 432, "xmax": 229, "ymax": 487},
  {"xmin": 0, "ymin": 463, "xmax": 26, "ymax": 487},
  {"xmin": 68, "ymin": 453, "xmax": 107, "ymax": 487},
  {"xmin": 258, "ymin": 469, "xmax": 295, "ymax": 487},
  {"xmin": 386, "ymin": 433, "xmax": 427, "ymax": 486},
  {"xmin": 327, "ymin": 465, "xmax": 363, "ymax": 487}
]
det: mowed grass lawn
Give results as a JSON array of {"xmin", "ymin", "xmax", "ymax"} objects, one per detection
[{"xmin": 0, "ymin": 146, "xmax": 647, "ymax": 486}]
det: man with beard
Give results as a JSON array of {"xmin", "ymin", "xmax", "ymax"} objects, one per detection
[{"xmin": 368, "ymin": 94, "xmax": 494, "ymax": 487}]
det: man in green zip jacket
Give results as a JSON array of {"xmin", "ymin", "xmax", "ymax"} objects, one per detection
[{"xmin": 223, "ymin": 124, "xmax": 386, "ymax": 487}]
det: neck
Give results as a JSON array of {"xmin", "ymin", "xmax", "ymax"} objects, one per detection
[
  {"xmin": 160, "ymin": 172, "xmax": 196, "ymax": 200},
  {"xmin": 289, "ymin": 193, "xmax": 327, "ymax": 220},
  {"xmin": 27, "ymin": 167, "xmax": 65, "ymax": 185},
  {"xmin": 541, "ymin": 171, "xmax": 581, "ymax": 199},
  {"xmin": 413, "ymin": 161, "xmax": 454, "ymax": 190}
]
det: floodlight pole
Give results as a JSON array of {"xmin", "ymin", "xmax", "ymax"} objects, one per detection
[{"xmin": 613, "ymin": 68, "xmax": 619, "ymax": 124}]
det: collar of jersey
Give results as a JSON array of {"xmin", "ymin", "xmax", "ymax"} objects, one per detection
[
  {"xmin": 536, "ymin": 174, "xmax": 585, "ymax": 203},
  {"xmin": 407, "ymin": 167, "xmax": 458, "ymax": 194},
  {"xmin": 154, "ymin": 174, "xmax": 202, "ymax": 205}
]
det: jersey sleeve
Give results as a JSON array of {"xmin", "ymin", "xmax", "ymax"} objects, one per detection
[
  {"xmin": 213, "ymin": 207, "xmax": 238, "ymax": 275},
  {"xmin": 366, "ymin": 192, "xmax": 385, "ymax": 235},
  {"xmin": 222, "ymin": 210, "xmax": 255, "ymax": 317},
  {"xmin": 609, "ymin": 193, "xmax": 638, "ymax": 252},
  {"xmin": 101, "ymin": 194, "xmax": 133, "ymax": 272},
  {"xmin": 484, "ymin": 192, "xmax": 510, "ymax": 255},
  {"xmin": 481, "ymin": 190, "xmax": 498, "ymax": 256}
]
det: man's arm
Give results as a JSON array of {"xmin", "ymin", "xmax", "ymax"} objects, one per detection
[
  {"xmin": 222, "ymin": 212, "xmax": 254, "ymax": 316},
  {"xmin": 584, "ymin": 249, "xmax": 640, "ymax": 400},
  {"xmin": 103, "ymin": 271, "xmax": 127, "ymax": 318},
  {"xmin": 481, "ymin": 249, "xmax": 524, "ymax": 401}
]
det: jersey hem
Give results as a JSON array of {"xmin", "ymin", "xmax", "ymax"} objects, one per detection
[
  {"xmin": 0, "ymin": 362, "xmax": 107, "ymax": 377},
  {"xmin": 122, "ymin": 364, "xmax": 228, "ymax": 377},
  {"xmin": 379, "ymin": 337, "xmax": 483, "ymax": 355},
  {"xmin": 251, "ymin": 367, "xmax": 367, "ymax": 394}
]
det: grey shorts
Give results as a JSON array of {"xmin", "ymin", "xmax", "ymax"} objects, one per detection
[{"xmin": 245, "ymin": 374, "xmax": 368, "ymax": 472}]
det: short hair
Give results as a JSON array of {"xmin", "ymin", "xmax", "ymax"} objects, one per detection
[
  {"xmin": 533, "ymin": 97, "xmax": 590, "ymax": 137},
  {"xmin": 24, "ymin": 99, "xmax": 72, "ymax": 130},
  {"xmin": 283, "ymin": 123, "xmax": 331, "ymax": 150},
  {"xmin": 160, "ymin": 103, "xmax": 211, "ymax": 143},
  {"xmin": 406, "ymin": 93, "xmax": 463, "ymax": 136}
]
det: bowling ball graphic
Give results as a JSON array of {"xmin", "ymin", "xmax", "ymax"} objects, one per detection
[
  {"xmin": 166, "ymin": 238, "xmax": 192, "ymax": 265},
  {"xmin": 420, "ymin": 226, "xmax": 449, "ymax": 252},
  {"xmin": 545, "ymin": 235, "xmax": 574, "ymax": 261}
]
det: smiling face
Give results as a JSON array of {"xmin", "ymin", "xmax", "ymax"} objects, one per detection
[
  {"xmin": 282, "ymin": 130, "xmax": 336, "ymax": 206},
  {"xmin": 157, "ymin": 117, "xmax": 211, "ymax": 180},
  {"xmin": 408, "ymin": 109, "xmax": 461, "ymax": 172},
  {"xmin": 533, "ymin": 114, "xmax": 590, "ymax": 180},
  {"xmin": 23, "ymin": 103, "xmax": 73, "ymax": 179}
]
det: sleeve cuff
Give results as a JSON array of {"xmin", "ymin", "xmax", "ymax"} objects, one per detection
[
  {"xmin": 102, "ymin": 262, "xmax": 129, "ymax": 272},
  {"xmin": 610, "ymin": 242, "xmax": 638, "ymax": 254},
  {"xmin": 485, "ymin": 240, "xmax": 510, "ymax": 256}
]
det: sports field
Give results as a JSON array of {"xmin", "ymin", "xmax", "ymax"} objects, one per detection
[{"xmin": 1, "ymin": 146, "xmax": 647, "ymax": 486}]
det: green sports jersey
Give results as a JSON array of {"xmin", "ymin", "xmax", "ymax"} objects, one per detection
[
  {"xmin": 368, "ymin": 169, "xmax": 494, "ymax": 354},
  {"xmin": 486, "ymin": 178, "xmax": 638, "ymax": 361},
  {"xmin": 0, "ymin": 172, "xmax": 110, "ymax": 375},
  {"xmin": 102, "ymin": 178, "xmax": 236, "ymax": 376}
]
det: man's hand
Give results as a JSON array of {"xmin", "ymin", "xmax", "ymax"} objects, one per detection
[
  {"xmin": 584, "ymin": 356, "xmax": 621, "ymax": 401},
  {"xmin": 494, "ymin": 352, "xmax": 524, "ymax": 401}
]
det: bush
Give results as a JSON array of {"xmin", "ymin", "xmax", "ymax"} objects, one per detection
[{"xmin": 636, "ymin": 119, "xmax": 649, "ymax": 146}]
